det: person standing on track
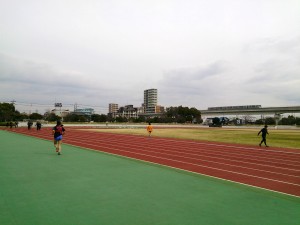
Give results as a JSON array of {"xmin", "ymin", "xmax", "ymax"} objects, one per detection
[
  {"xmin": 52, "ymin": 120, "xmax": 65, "ymax": 155},
  {"xmin": 258, "ymin": 125, "xmax": 269, "ymax": 147},
  {"xmin": 27, "ymin": 120, "xmax": 33, "ymax": 130},
  {"xmin": 147, "ymin": 122, "xmax": 153, "ymax": 137},
  {"xmin": 36, "ymin": 121, "xmax": 42, "ymax": 130}
]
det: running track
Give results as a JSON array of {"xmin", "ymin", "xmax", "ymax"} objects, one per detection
[{"xmin": 5, "ymin": 127, "xmax": 300, "ymax": 197}]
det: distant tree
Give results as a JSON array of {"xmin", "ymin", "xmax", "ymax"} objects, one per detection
[
  {"xmin": 135, "ymin": 116, "xmax": 146, "ymax": 123},
  {"xmin": 115, "ymin": 116, "xmax": 128, "ymax": 122},
  {"xmin": 163, "ymin": 117, "xmax": 176, "ymax": 123},
  {"xmin": 78, "ymin": 115, "xmax": 87, "ymax": 122},
  {"xmin": 151, "ymin": 116, "xmax": 162, "ymax": 123},
  {"xmin": 29, "ymin": 113, "xmax": 43, "ymax": 120},
  {"xmin": 64, "ymin": 114, "xmax": 77, "ymax": 122},
  {"xmin": 264, "ymin": 117, "xmax": 276, "ymax": 125},
  {"xmin": 295, "ymin": 117, "xmax": 300, "ymax": 125},
  {"xmin": 0, "ymin": 103, "xmax": 16, "ymax": 122},
  {"xmin": 14, "ymin": 111, "xmax": 27, "ymax": 121},
  {"xmin": 63, "ymin": 113, "xmax": 89, "ymax": 122},
  {"xmin": 177, "ymin": 116, "xmax": 186, "ymax": 124},
  {"xmin": 45, "ymin": 113, "xmax": 61, "ymax": 122},
  {"xmin": 255, "ymin": 119, "xmax": 264, "ymax": 125},
  {"xmin": 164, "ymin": 106, "xmax": 202, "ymax": 124},
  {"xmin": 99, "ymin": 114, "xmax": 108, "ymax": 122},
  {"xmin": 189, "ymin": 107, "xmax": 202, "ymax": 123},
  {"xmin": 279, "ymin": 115, "xmax": 296, "ymax": 125},
  {"xmin": 91, "ymin": 114, "xmax": 107, "ymax": 122},
  {"xmin": 106, "ymin": 113, "xmax": 114, "ymax": 122}
]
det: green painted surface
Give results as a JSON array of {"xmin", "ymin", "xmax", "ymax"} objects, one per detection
[{"xmin": 0, "ymin": 130, "xmax": 299, "ymax": 225}]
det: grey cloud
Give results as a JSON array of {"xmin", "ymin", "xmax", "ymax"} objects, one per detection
[
  {"xmin": 161, "ymin": 61, "xmax": 229, "ymax": 89},
  {"xmin": 158, "ymin": 61, "xmax": 238, "ymax": 107},
  {"xmin": 0, "ymin": 53, "xmax": 144, "ymax": 112},
  {"xmin": 243, "ymin": 36, "xmax": 300, "ymax": 58},
  {"xmin": 239, "ymin": 36, "xmax": 300, "ymax": 105},
  {"xmin": 169, "ymin": 61, "xmax": 228, "ymax": 78},
  {"xmin": 0, "ymin": 54, "xmax": 88, "ymax": 89}
]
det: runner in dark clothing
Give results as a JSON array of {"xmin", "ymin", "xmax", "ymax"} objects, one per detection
[
  {"xmin": 27, "ymin": 121, "xmax": 33, "ymax": 130},
  {"xmin": 258, "ymin": 125, "xmax": 269, "ymax": 147},
  {"xmin": 52, "ymin": 121, "xmax": 65, "ymax": 155},
  {"xmin": 36, "ymin": 121, "xmax": 42, "ymax": 130}
]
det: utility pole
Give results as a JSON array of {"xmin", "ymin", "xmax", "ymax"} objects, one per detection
[{"xmin": 74, "ymin": 103, "xmax": 78, "ymax": 112}]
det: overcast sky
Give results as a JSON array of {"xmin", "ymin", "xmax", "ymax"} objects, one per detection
[{"xmin": 1, "ymin": 0, "xmax": 300, "ymax": 114}]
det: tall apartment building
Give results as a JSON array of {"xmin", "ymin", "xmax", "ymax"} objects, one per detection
[
  {"xmin": 109, "ymin": 103, "xmax": 118, "ymax": 113},
  {"xmin": 108, "ymin": 103, "xmax": 119, "ymax": 118},
  {"xmin": 144, "ymin": 88, "xmax": 158, "ymax": 114}
]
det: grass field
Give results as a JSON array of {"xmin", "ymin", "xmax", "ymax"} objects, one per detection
[{"xmin": 87, "ymin": 127, "xmax": 300, "ymax": 149}]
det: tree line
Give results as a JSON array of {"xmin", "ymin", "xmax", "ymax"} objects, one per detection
[
  {"xmin": 1, "ymin": 102, "xmax": 300, "ymax": 125},
  {"xmin": 0, "ymin": 103, "xmax": 202, "ymax": 124},
  {"xmin": 65, "ymin": 106, "xmax": 203, "ymax": 123}
]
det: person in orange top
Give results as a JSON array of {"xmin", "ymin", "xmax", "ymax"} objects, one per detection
[{"xmin": 146, "ymin": 122, "xmax": 153, "ymax": 137}]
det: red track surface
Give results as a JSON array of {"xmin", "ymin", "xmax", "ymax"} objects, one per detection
[{"xmin": 6, "ymin": 127, "xmax": 300, "ymax": 197}]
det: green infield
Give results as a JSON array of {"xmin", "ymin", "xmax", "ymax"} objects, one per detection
[
  {"xmin": 1, "ymin": 130, "xmax": 300, "ymax": 225},
  {"xmin": 89, "ymin": 127, "xmax": 300, "ymax": 149}
]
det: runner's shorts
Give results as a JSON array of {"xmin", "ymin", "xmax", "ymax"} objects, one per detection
[{"xmin": 55, "ymin": 135, "xmax": 63, "ymax": 141}]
